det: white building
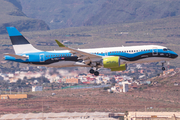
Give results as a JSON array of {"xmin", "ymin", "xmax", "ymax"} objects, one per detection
[
  {"xmin": 111, "ymin": 86, "xmax": 116, "ymax": 91},
  {"xmin": 123, "ymin": 83, "xmax": 128, "ymax": 92},
  {"xmin": 32, "ymin": 86, "xmax": 43, "ymax": 92},
  {"xmin": 7, "ymin": 73, "xmax": 14, "ymax": 78}
]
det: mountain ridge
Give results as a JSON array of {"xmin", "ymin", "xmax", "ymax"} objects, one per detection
[
  {"xmin": 0, "ymin": 0, "xmax": 50, "ymax": 34},
  {"xmin": 20, "ymin": 0, "xmax": 180, "ymax": 29}
]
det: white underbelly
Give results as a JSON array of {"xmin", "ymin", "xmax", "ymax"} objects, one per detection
[
  {"xmin": 46, "ymin": 61, "xmax": 75, "ymax": 68},
  {"xmin": 127, "ymin": 57, "xmax": 172, "ymax": 64}
]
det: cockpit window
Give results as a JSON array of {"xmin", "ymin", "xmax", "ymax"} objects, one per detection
[
  {"xmin": 163, "ymin": 48, "xmax": 168, "ymax": 51},
  {"xmin": 167, "ymin": 48, "xmax": 171, "ymax": 51},
  {"xmin": 163, "ymin": 48, "xmax": 172, "ymax": 51}
]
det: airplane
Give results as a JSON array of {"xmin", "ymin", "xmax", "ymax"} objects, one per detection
[{"xmin": 4, "ymin": 27, "xmax": 178, "ymax": 76}]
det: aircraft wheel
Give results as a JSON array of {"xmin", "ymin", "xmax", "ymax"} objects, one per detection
[
  {"xmin": 89, "ymin": 69, "xmax": 94, "ymax": 74},
  {"xmin": 162, "ymin": 67, "xmax": 165, "ymax": 71},
  {"xmin": 94, "ymin": 71, "xmax": 99, "ymax": 76}
]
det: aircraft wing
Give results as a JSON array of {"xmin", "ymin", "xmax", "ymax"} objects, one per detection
[
  {"xmin": 55, "ymin": 40, "xmax": 102, "ymax": 64},
  {"xmin": 4, "ymin": 53, "xmax": 28, "ymax": 59}
]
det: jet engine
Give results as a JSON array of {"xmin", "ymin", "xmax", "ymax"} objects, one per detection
[{"xmin": 102, "ymin": 56, "xmax": 126, "ymax": 71}]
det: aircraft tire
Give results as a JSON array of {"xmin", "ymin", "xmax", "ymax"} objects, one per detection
[
  {"xmin": 94, "ymin": 71, "xmax": 99, "ymax": 76},
  {"xmin": 162, "ymin": 67, "xmax": 165, "ymax": 71},
  {"xmin": 89, "ymin": 69, "xmax": 94, "ymax": 74}
]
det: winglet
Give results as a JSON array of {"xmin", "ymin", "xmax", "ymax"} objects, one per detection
[{"xmin": 55, "ymin": 40, "xmax": 65, "ymax": 47}]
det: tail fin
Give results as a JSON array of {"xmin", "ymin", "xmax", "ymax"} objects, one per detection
[{"xmin": 6, "ymin": 27, "xmax": 41, "ymax": 54}]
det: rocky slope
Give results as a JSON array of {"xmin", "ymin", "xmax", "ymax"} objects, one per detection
[
  {"xmin": 20, "ymin": 0, "xmax": 180, "ymax": 29},
  {"xmin": 0, "ymin": 0, "xmax": 50, "ymax": 34}
]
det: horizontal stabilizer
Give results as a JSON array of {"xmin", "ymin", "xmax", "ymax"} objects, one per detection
[{"xmin": 4, "ymin": 53, "xmax": 28, "ymax": 59}]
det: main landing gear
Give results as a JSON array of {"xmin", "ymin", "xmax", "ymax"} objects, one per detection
[{"xmin": 89, "ymin": 68, "xmax": 99, "ymax": 76}]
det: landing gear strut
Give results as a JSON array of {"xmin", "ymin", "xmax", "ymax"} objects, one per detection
[{"xmin": 162, "ymin": 62, "xmax": 165, "ymax": 71}]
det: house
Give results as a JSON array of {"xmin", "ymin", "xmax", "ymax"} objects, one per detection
[
  {"xmin": 66, "ymin": 78, "xmax": 80, "ymax": 84},
  {"xmin": 131, "ymin": 83, "xmax": 138, "ymax": 89},
  {"xmin": 123, "ymin": 83, "xmax": 129, "ymax": 92},
  {"xmin": 32, "ymin": 86, "xmax": 43, "ymax": 92},
  {"xmin": 174, "ymin": 82, "xmax": 179, "ymax": 86},
  {"xmin": 0, "ymin": 94, "xmax": 28, "ymax": 99}
]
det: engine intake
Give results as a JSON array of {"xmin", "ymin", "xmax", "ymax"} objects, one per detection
[{"xmin": 103, "ymin": 56, "xmax": 120, "ymax": 68}]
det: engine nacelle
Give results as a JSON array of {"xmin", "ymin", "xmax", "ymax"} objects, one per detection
[
  {"xmin": 103, "ymin": 56, "xmax": 120, "ymax": 68},
  {"xmin": 110, "ymin": 64, "xmax": 127, "ymax": 71},
  {"xmin": 102, "ymin": 56, "xmax": 127, "ymax": 71}
]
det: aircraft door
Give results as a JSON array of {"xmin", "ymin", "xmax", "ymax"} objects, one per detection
[
  {"xmin": 152, "ymin": 48, "xmax": 158, "ymax": 56},
  {"xmin": 105, "ymin": 50, "xmax": 108, "ymax": 56},
  {"xmin": 39, "ymin": 54, "xmax": 45, "ymax": 62}
]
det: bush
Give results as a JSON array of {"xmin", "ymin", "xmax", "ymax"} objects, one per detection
[{"xmin": 103, "ymin": 87, "xmax": 110, "ymax": 90}]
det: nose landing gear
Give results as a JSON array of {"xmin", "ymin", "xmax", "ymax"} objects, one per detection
[{"xmin": 162, "ymin": 62, "xmax": 166, "ymax": 71}]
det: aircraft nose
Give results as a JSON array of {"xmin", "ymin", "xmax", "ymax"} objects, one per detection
[{"xmin": 171, "ymin": 53, "xmax": 178, "ymax": 58}]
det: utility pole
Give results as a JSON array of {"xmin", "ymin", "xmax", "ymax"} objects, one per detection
[
  {"xmin": 22, "ymin": 87, "xmax": 24, "ymax": 94},
  {"xmin": 9, "ymin": 87, "xmax": 11, "ymax": 94},
  {"xmin": 42, "ymin": 101, "xmax": 44, "ymax": 120},
  {"xmin": 174, "ymin": 114, "xmax": 177, "ymax": 120},
  {"xmin": 17, "ymin": 87, "xmax": 19, "ymax": 94}
]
